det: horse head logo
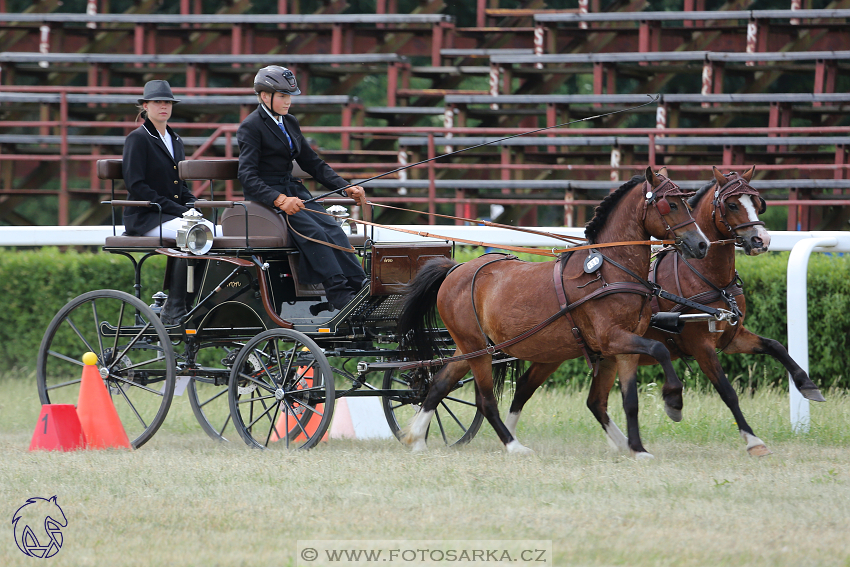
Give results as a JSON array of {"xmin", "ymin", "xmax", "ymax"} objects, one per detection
[{"xmin": 12, "ymin": 496, "xmax": 67, "ymax": 558}]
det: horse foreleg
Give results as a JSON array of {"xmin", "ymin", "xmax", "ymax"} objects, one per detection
[
  {"xmin": 467, "ymin": 357, "xmax": 533, "ymax": 455},
  {"xmin": 615, "ymin": 354, "xmax": 654, "ymax": 459},
  {"xmin": 691, "ymin": 344, "xmax": 771, "ymax": 457},
  {"xmin": 505, "ymin": 361, "xmax": 562, "ymax": 443},
  {"xmin": 611, "ymin": 334, "xmax": 684, "ymax": 422},
  {"xmin": 401, "ymin": 360, "xmax": 469, "ymax": 452},
  {"xmin": 585, "ymin": 358, "xmax": 629, "ymax": 452},
  {"xmin": 724, "ymin": 327, "xmax": 826, "ymax": 402}
]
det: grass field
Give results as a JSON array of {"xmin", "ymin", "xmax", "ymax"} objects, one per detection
[{"xmin": 1, "ymin": 374, "xmax": 848, "ymax": 567}]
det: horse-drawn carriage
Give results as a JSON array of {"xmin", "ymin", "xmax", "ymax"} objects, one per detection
[
  {"xmin": 36, "ymin": 158, "xmax": 488, "ymax": 450},
  {"xmin": 36, "ymin": 160, "xmax": 824, "ymax": 457}
]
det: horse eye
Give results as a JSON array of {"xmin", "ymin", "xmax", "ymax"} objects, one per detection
[
  {"xmin": 669, "ymin": 201, "xmax": 678, "ymax": 210},
  {"xmin": 728, "ymin": 202, "xmax": 738, "ymax": 211}
]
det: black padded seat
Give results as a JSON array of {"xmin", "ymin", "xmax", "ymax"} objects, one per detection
[
  {"xmin": 209, "ymin": 235, "xmax": 286, "ymax": 248},
  {"xmin": 221, "ymin": 201, "xmax": 291, "ymax": 247},
  {"xmin": 104, "ymin": 235, "xmax": 176, "ymax": 247}
]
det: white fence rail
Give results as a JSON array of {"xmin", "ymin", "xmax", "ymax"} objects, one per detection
[{"xmin": 2, "ymin": 225, "xmax": 848, "ymax": 431}]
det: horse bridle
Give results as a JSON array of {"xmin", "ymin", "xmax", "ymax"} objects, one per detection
[
  {"xmin": 712, "ymin": 173, "xmax": 766, "ymax": 245},
  {"xmin": 641, "ymin": 175, "xmax": 698, "ymax": 246}
]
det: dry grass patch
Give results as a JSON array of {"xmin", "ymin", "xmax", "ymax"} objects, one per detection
[{"xmin": 1, "ymin": 376, "xmax": 848, "ymax": 566}]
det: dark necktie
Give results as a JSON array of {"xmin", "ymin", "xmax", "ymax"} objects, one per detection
[{"xmin": 278, "ymin": 121, "xmax": 293, "ymax": 151}]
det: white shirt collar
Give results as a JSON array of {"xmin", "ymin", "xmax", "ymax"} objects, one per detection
[{"xmin": 261, "ymin": 103, "xmax": 282, "ymax": 124}]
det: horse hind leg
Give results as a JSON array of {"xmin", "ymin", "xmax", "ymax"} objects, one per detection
[
  {"xmin": 505, "ymin": 361, "xmax": 561, "ymax": 444},
  {"xmin": 401, "ymin": 360, "xmax": 469, "ymax": 452},
  {"xmin": 466, "ymin": 357, "xmax": 533, "ymax": 455}
]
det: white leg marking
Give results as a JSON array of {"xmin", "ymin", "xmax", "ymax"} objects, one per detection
[
  {"xmin": 402, "ymin": 409, "xmax": 434, "ymax": 452},
  {"xmin": 604, "ymin": 418, "xmax": 629, "ymax": 452},
  {"xmin": 634, "ymin": 451, "xmax": 655, "ymax": 461},
  {"xmin": 505, "ymin": 439, "xmax": 534, "ymax": 455},
  {"xmin": 741, "ymin": 430, "xmax": 771, "ymax": 456},
  {"xmin": 505, "ymin": 411, "xmax": 521, "ymax": 440}
]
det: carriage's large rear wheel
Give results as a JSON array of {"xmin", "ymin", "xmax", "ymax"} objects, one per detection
[
  {"xmin": 185, "ymin": 341, "xmax": 243, "ymax": 442},
  {"xmin": 228, "ymin": 329, "xmax": 334, "ymax": 450},
  {"xmin": 36, "ymin": 290, "xmax": 176, "ymax": 449},
  {"xmin": 381, "ymin": 365, "xmax": 483, "ymax": 447}
]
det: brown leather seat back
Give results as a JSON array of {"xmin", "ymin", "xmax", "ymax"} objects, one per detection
[
  {"xmin": 178, "ymin": 159, "xmax": 239, "ymax": 181},
  {"xmin": 97, "ymin": 159, "xmax": 123, "ymax": 180},
  {"xmin": 221, "ymin": 201, "xmax": 291, "ymax": 247}
]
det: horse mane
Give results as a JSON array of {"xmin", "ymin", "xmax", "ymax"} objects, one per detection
[
  {"xmin": 688, "ymin": 179, "xmax": 717, "ymax": 209},
  {"xmin": 584, "ymin": 175, "xmax": 645, "ymax": 244}
]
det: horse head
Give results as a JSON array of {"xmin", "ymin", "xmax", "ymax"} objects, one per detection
[
  {"xmin": 642, "ymin": 166, "xmax": 709, "ymax": 260},
  {"xmin": 709, "ymin": 166, "xmax": 770, "ymax": 255}
]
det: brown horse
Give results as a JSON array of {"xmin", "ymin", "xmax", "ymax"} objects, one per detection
[
  {"xmin": 398, "ymin": 168, "xmax": 710, "ymax": 458},
  {"xmin": 504, "ymin": 166, "xmax": 826, "ymax": 456}
]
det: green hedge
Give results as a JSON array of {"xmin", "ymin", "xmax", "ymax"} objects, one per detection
[{"xmin": 1, "ymin": 247, "xmax": 848, "ymax": 391}]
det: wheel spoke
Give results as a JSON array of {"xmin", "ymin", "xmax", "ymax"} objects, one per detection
[
  {"xmin": 434, "ymin": 408, "xmax": 449, "ymax": 445},
  {"xmin": 92, "ymin": 300, "xmax": 105, "ymax": 359},
  {"xmin": 114, "ymin": 353, "xmax": 168, "ymax": 372},
  {"xmin": 63, "ymin": 316, "xmax": 97, "ymax": 355},
  {"xmin": 113, "ymin": 322, "xmax": 153, "ymax": 365},
  {"xmin": 281, "ymin": 399, "xmax": 310, "ymax": 439},
  {"xmin": 107, "ymin": 375, "xmax": 165, "ymax": 396},
  {"xmin": 234, "ymin": 371, "xmax": 277, "ymax": 393},
  {"xmin": 110, "ymin": 302, "xmax": 126, "ymax": 365},
  {"xmin": 45, "ymin": 378, "xmax": 82, "ymax": 391},
  {"xmin": 216, "ymin": 412, "xmax": 232, "ymax": 438},
  {"xmin": 444, "ymin": 395, "xmax": 477, "ymax": 407},
  {"xmin": 47, "ymin": 350, "xmax": 84, "ymax": 367},
  {"xmin": 236, "ymin": 393, "xmax": 278, "ymax": 405},
  {"xmin": 198, "ymin": 387, "xmax": 227, "ymax": 408},
  {"xmin": 439, "ymin": 400, "xmax": 468, "ymax": 433},
  {"xmin": 112, "ymin": 380, "xmax": 149, "ymax": 429},
  {"xmin": 245, "ymin": 397, "xmax": 278, "ymax": 431},
  {"xmin": 264, "ymin": 400, "xmax": 282, "ymax": 447}
]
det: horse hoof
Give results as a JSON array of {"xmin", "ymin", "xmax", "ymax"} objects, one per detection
[
  {"xmin": 506, "ymin": 440, "xmax": 534, "ymax": 455},
  {"xmin": 410, "ymin": 439, "xmax": 428, "ymax": 453},
  {"xmin": 634, "ymin": 451, "xmax": 655, "ymax": 461},
  {"xmin": 747, "ymin": 444, "xmax": 772, "ymax": 457},
  {"xmin": 664, "ymin": 404, "xmax": 683, "ymax": 422},
  {"xmin": 801, "ymin": 387, "xmax": 826, "ymax": 403}
]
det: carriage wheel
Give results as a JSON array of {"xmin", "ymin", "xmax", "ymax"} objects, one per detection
[
  {"xmin": 381, "ymin": 365, "xmax": 483, "ymax": 447},
  {"xmin": 36, "ymin": 290, "xmax": 176, "ymax": 449},
  {"xmin": 228, "ymin": 329, "xmax": 334, "ymax": 450},
  {"xmin": 185, "ymin": 342, "xmax": 243, "ymax": 442}
]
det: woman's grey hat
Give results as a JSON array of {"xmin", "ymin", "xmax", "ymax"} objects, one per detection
[{"xmin": 138, "ymin": 80, "xmax": 180, "ymax": 104}]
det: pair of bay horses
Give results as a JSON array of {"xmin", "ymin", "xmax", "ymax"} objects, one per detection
[{"xmin": 398, "ymin": 166, "xmax": 825, "ymax": 459}]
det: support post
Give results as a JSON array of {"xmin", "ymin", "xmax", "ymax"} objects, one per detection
[{"xmin": 787, "ymin": 236, "xmax": 837, "ymax": 432}]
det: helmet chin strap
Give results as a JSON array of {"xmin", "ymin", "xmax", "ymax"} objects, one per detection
[{"xmin": 262, "ymin": 91, "xmax": 282, "ymax": 117}]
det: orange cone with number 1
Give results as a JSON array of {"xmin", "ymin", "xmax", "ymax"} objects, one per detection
[
  {"xmin": 28, "ymin": 404, "xmax": 86, "ymax": 451},
  {"xmin": 76, "ymin": 352, "xmax": 131, "ymax": 449}
]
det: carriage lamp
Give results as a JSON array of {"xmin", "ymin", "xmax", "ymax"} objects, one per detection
[
  {"xmin": 176, "ymin": 208, "xmax": 214, "ymax": 255},
  {"xmin": 326, "ymin": 204, "xmax": 355, "ymax": 235}
]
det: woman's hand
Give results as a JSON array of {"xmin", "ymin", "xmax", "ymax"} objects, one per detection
[
  {"xmin": 273, "ymin": 194, "xmax": 305, "ymax": 215},
  {"xmin": 345, "ymin": 185, "xmax": 367, "ymax": 207}
]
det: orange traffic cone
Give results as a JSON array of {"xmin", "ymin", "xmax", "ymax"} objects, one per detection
[
  {"xmin": 29, "ymin": 404, "xmax": 87, "ymax": 452},
  {"xmin": 76, "ymin": 352, "xmax": 131, "ymax": 449}
]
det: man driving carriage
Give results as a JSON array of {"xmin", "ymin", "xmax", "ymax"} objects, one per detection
[{"xmin": 236, "ymin": 65, "xmax": 368, "ymax": 313}]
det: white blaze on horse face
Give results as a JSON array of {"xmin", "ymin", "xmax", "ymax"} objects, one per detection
[{"xmin": 740, "ymin": 195, "xmax": 771, "ymax": 249}]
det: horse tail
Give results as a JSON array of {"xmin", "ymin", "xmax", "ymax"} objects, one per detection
[
  {"xmin": 398, "ymin": 256, "xmax": 459, "ymax": 361},
  {"xmin": 492, "ymin": 358, "xmax": 526, "ymax": 401}
]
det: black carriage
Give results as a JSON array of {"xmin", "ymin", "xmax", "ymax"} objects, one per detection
[{"xmin": 36, "ymin": 159, "xmax": 485, "ymax": 449}]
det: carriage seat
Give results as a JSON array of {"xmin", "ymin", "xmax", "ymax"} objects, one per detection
[{"xmin": 220, "ymin": 200, "xmax": 291, "ymax": 248}]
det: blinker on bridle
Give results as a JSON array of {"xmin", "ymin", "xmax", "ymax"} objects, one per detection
[{"xmin": 642, "ymin": 176, "xmax": 697, "ymax": 245}]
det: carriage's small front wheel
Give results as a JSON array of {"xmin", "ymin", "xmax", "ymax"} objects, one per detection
[
  {"xmin": 36, "ymin": 290, "xmax": 176, "ymax": 449},
  {"xmin": 381, "ymin": 365, "xmax": 483, "ymax": 447},
  {"xmin": 228, "ymin": 329, "xmax": 334, "ymax": 450}
]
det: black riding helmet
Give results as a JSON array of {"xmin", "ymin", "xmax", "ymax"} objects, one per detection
[{"xmin": 254, "ymin": 65, "xmax": 300, "ymax": 116}]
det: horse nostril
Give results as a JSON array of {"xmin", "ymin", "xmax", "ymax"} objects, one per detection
[
  {"xmin": 698, "ymin": 241, "xmax": 707, "ymax": 253},
  {"xmin": 752, "ymin": 236, "xmax": 763, "ymax": 248}
]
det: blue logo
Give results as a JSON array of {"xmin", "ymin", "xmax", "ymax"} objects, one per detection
[{"xmin": 12, "ymin": 496, "xmax": 67, "ymax": 559}]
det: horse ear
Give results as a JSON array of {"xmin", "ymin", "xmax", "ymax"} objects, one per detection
[
  {"xmin": 712, "ymin": 166, "xmax": 726, "ymax": 187},
  {"xmin": 742, "ymin": 165, "xmax": 755, "ymax": 183},
  {"xmin": 645, "ymin": 166, "xmax": 660, "ymax": 188},
  {"xmin": 658, "ymin": 166, "xmax": 668, "ymax": 178}
]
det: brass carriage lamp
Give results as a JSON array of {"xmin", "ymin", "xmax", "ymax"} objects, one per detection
[{"xmin": 176, "ymin": 208, "xmax": 214, "ymax": 255}]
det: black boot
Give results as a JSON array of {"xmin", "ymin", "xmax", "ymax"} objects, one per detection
[{"xmin": 160, "ymin": 259, "xmax": 189, "ymax": 326}]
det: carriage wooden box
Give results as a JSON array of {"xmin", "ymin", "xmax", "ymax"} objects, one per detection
[{"xmin": 370, "ymin": 242, "xmax": 452, "ymax": 295}]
